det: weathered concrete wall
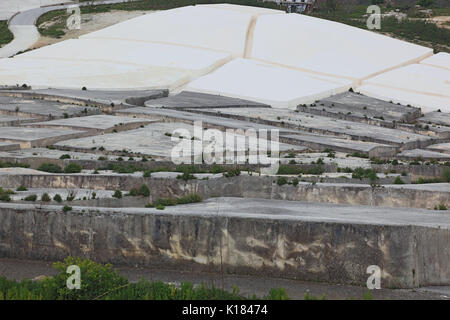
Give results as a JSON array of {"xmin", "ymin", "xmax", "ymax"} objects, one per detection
[
  {"xmin": 0, "ymin": 204, "xmax": 448, "ymax": 288},
  {"xmin": 1, "ymin": 174, "xmax": 448, "ymax": 209}
]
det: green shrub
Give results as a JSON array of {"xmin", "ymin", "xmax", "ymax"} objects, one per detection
[
  {"xmin": 138, "ymin": 184, "xmax": 150, "ymax": 197},
  {"xmin": 393, "ymin": 176, "xmax": 405, "ymax": 185},
  {"xmin": 176, "ymin": 172, "xmax": 196, "ymax": 181},
  {"xmin": 53, "ymin": 194, "xmax": 62, "ymax": 203},
  {"xmin": 143, "ymin": 170, "xmax": 151, "ymax": 178},
  {"xmin": 113, "ymin": 190, "xmax": 122, "ymax": 199},
  {"xmin": 277, "ymin": 165, "xmax": 324, "ymax": 175},
  {"xmin": 156, "ymin": 204, "xmax": 165, "ymax": 210},
  {"xmin": 292, "ymin": 178, "xmax": 299, "ymax": 186},
  {"xmin": 0, "ymin": 193, "xmax": 11, "ymax": 202},
  {"xmin": 37, "ymin": 163, "xmax": 62, "ymax": 173},
  {"xmin": 51, "ymin": 257, "xmax": 127, "ymax": 300},
  {"xmin": 127, "ymin": 188, "xmax": 138, "ymax": 197},
  {"xmin": 41, "ymin": 193, "xmax": 51, "ymax": 202},
  {"xmin": 224, "ymin": 168, "xmax": 241, "ymax": 178},
  {"xmin": 59, "ymin": 154, "xmax": 71, "ymax": 160},
  {"xmin": 277, "ymin": 177, "xmax": 288, "ymax": 186},
  {"xmin": 64, "ymin": 163, "xmax": 82, "ymax": 174},
  {"xmin": 24, "ymin": 194, "xmax": 37, "ymax": 202},
  {"xmin": 16, "ymin": 185, "xmax": 27, "ymax": 191},
  {"xmin": 148, "ymin": 194, "xmax": 202, "ymax": 208},
  {"xmin": 62, "ymin": 205, "xmax": 72, "ymax": 212}
]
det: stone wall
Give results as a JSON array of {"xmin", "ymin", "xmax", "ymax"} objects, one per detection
[{"xmin": 0, "ymin": 203, "xmax": 448, "ymax": 288}]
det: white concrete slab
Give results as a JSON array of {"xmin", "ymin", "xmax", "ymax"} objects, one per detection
[
  {"xmin": 420, "ymin": 52, "xmax": 450, "ymax": 71},
  {"xmin": 0, "ymin": 57, "xmax": 190, "ymax": 90},
  {"xmin": 250, "ymin": 13, "xmax": 432, "ymax": 81},
  {"xmin": 81, "ymin": 5, "xmax": 281, "ymax": 56},
  {"xmin": 15, "ymin": 38, "xmax": 231, "ymax": 79},
  {"xmin": 358, "ymin": 64, "xmax": 450, "ymax": 112},
  {"xmin": 356, "ymin": 84, "xmax": 450, "ymax": 113},
  {"xmin": 186, "ymin": 58, "xmax": 352, "ymax": 109}
]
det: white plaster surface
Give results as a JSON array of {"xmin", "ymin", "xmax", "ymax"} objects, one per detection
[
  {"xmin": 16, "ymin": 38, "xmax": 231, "ymax": 73},
  {"xmin": 0, "ymin": 57, "xmax": 191, "ymax": 90},
  {"xmin": 186, "ymin": 58, "xmax": 352, "ymax": 109},
  {"xmin": 357, "ymin": 84, "xmax": 450, "ymax": 113},
  {"xmin": 420, "ymin": 52, "xmax": 450, "ymax": 71},
  {"xmin": 81, "ymin": 5, "xmax": 280, "ymax": 56},
  {"xmin": 359, "ymin": 64, "xmax": 450, "ymax": 112},
  {"xmin": 250, "ymin": 13, "xmax": 432, "ymax": 81}
]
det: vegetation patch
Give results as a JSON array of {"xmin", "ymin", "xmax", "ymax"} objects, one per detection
[{"xmin": 0, "ymin": 257, "xmax": 288, "ymax": 300}]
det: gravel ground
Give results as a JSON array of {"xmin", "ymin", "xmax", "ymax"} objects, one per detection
[
  {"xmin": 0, "ymin": 257, "xmax": 448, "ymax": 300},
  {"xmin": 34, "ymin": 10, "xmax": 150, "ymax": 49}
]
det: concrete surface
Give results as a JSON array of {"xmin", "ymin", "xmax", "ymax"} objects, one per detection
[
  {"xmin": 192, "ymin": 106, "xmax": 433, "ymax": 148},
  {"xmin": 0, "ymin": 126, "xmax": 87, "ymax": 148},
  {"xmin": 426, "ymin": 143, "xmax": 450, "ymax": 155},
  {"xmin": 251, "ymin": 13, "xmax": 432, "ymax": 81},
  {"xmin": 360, "ymin": 64, "xmax": 450, "ymax": 113},
  {"xmin": 420, "ymin": 111, "xmax": 450, "ymax": 127},
  {"xmin": 420, "ymin": 52, "xmax": 450, "ymax": 71},
  {"xmin": 81, "ymin": 5, "xmax": 282, "ymax": 56},
  {"xmin": 53, "ymin": 122, "xmax": 304, "ymax": 160},
  {"xmin": 398, "ymin": 149, "xmax": 450, "ymax": 160},
  {"xmin": 0, "ymin": 141, "xmax": 20, "ymax": 151},
  {"xmin": 280, "ymin": 133, "xmax": 396, "ymax": 157},
  {"xmin": 0, "ymin": 95, "xmax": 99, "ymax": 118},
  {"xmin": 306, "ymin": 91, "xmax": 422, "ymax": 125},
  {"xmin": 145, "ymin": 91, "xmax": 269, "ymax": 109},
  {"xmin": 186, "ymin": 58, "xmax": 352, "ymax": 108},
  {"xmin": 27, "ymin": 114, "xmax": 154, "ymax": 132},
  {"xmin": 0, "ymin": 197, "xmax": 450, "ymax": 287}
]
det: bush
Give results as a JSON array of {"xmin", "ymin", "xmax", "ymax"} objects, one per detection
[
  {"xmin": 176, "ymin": 172, "xmax": 196, "ymax": 181},
  {"xmin": 156, "ymin": 204, "xmax": 165, "ymax": 210},
  {"xmin": 51, "ymin": 257, "xmax": 127, "ymax": 300},
  {"xmin": 277, "ymin": 177, "xmax": 288, "ymax": 186},
  {"xmin": 148, "ymin": 194, "xmax": 202, "ymax": 208},
  {"xmin": 37, "ymin": 163, "xmax": 62, "ymax": 173},
  {"xmin": 138, "ymin": 184, "xmax": 150, "ymax": 197},
  {"xmin": 143, "ymin": 170, "xmax": 151, "ymax": 178},
  {"xmin": 393, "ymin": 176, "xmax": 405, "ymax": 185},
  {"xmin": 59, "ymin": 154, "xmax": 71, "ymax": 160},
  {"xmin": 113, "ymin": 190, "xmax": 122, "ymax": 199},
  {"xmin": 0, "ymin": 193, "xmax": 11, "ymax": 202},
  {"xmin": 277, "ymin": 165, "xmax": 324, "ymax": 175},
  {"xmin": 64, "ymin": 163, "xmax": 82, "ymax": 174},
  {"xmin": 24, "ymin": 194, "xmax": 37, "ymax": 202},
  {"xmin": 53, "ymin": 194, "xmax": 62, "ymax": 203},
  {"xmin": 443, "ymin": 170, "xmax": 450, "ymax": 182},
  {"xmin": 62, "ymin": 205, "xmax": 72, "ymax": 212},
  {"xmin": 224, "ymin": 168, "xmax": 241, "ymax": 178},
  {"xmin": 41, "ymin": 193, "xmax": 51, "ymax": 202},
  {"xmin": 127, "ymin": 188, "xmax": 138, "ymax": 197},
  {"xmin": 16, "ymin": 185, "xmax": 27, "ymax": 191}
]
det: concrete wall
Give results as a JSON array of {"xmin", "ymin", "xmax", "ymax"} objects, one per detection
[
  {"xmin": 1, "ymin": 174, "xmax": 448, "ymax": 209},
  {"xmin": 0, "ymin": 203, "xmax": 448, "ymax": 288}
]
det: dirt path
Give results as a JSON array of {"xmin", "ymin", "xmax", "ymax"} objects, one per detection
[
  {"xmin": 33, "ymin": 10, "xmax": 151, "ymax": 49},
  {"xmin": 431, "ymin": 16, "xmax": 450, "ymax": 29}
]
